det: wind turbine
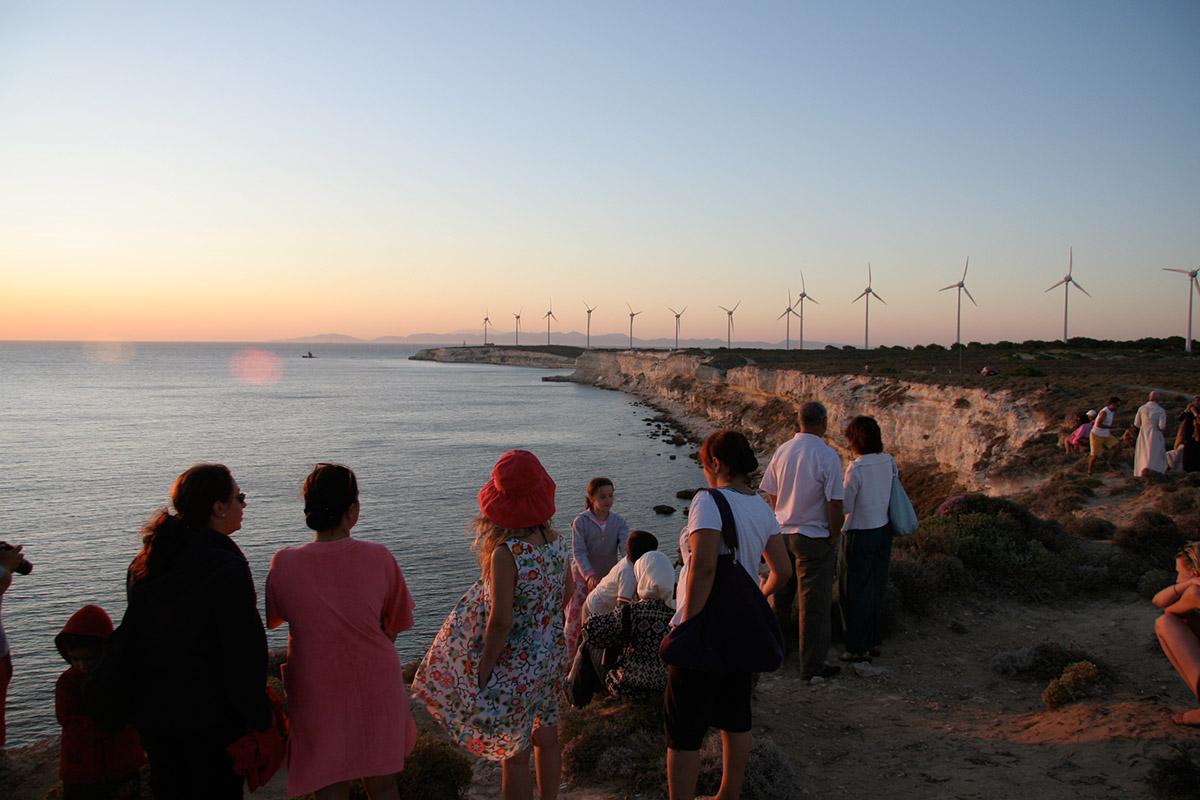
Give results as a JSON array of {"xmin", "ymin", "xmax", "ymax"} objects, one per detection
[
  {"xmin": 939, "ymin": 257, "xmax": 977, "ymax": 371},
  {"xmin": 852, "ymin": 264, "xmax": 886, "ymax": 350},
  {"xmin": 513, "ymin": 309, "xmax": 522, "ymax": 346},
  {"xmin": 795, "ymin": 272, "xmax": 819, "ymax": 351},
  {"xmin": 719, "ymin": 302, "xmax": 740, "ymax": 349},
  {"xmin": 1044, "ymin": 247, "xmax": 1089, "ymax": 343},
  {"xmin": 626, "ymin": 303, "xmax": 641, "ymax": 349},
  {"xmin": 668, "ymin": 306, "xmax": 687, "ymax": 350},
  {"xmin": 583, "ymin": 302, "xmax": 597, "ymax": 349},
  {"xmin": 543, "ymin": 300, "xmax": 557, "ymax": 346},
  {"xmin": 1162, "ymin": 266, "xmax": 1200, "ymax": 352},
  {"xmin": 482, "ymin": 309, "xmax": 492, "ymax": 346},
  {"xmin": 778, "ymin": 292, "xmax": 801, "ymax": 350}
]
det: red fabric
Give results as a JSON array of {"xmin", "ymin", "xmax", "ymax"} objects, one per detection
[
  {"xmin": 56, "ymin": 666, "xmax": 145, "ymax": 782},
  {"xmin": 478, "ymin": 450, "xmax": 556, "ymax": 529},
  {"xmin": 226, "ymin": 686, "xmax": 288, "ymax": 792},
  {"xmin": 55, "ymin": 604, "xmax": 113, "ymax": 660}
]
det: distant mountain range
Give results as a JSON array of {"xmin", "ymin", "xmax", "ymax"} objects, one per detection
[{"xmin": 278, "ymin": 330, "xmax": 841, "ymax": 350}]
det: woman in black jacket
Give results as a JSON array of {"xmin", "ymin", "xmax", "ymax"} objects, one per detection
[{"xmin": 127, "ymin": 464, "xmax": 271, "ymax": 799}]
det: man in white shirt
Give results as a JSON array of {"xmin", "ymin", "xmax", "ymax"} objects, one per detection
[
  {"xmin": 760, "ymin": 401, "xmax": 844, "ymax": 680},
  {"xmin": 1088, "ymin": 396, "xmax": 1123, "ymax": 476}
]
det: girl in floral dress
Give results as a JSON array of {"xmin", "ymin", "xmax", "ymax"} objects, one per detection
[{"xmin": 413, "ymin": 450, "xmax": 573, "ymax": 800}]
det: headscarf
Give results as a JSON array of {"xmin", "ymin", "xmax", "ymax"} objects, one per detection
[{"xmin": 635, "ymin": 550, "xmax": 676, "ymax": 607}]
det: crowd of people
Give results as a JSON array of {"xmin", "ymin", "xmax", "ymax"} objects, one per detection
[
  {"xmin": 7, "ymin": 399, "xmax": 1200, "ymax": 798},
  {"xmin": 1070, "ymin": 390, "xmax": 1200, "ymax": 477}
]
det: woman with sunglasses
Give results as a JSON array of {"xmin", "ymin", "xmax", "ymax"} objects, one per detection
[
  {"xmin": 126, "ymin": 463, "xmax": 272, "ymax": 798},
  {"xmin": 1153, "ymin": 542, "xmax": 1200, "ymax": 726},
  {"xmin": 266, "ymin": 464, "xmax": 416, "ymax": 799}
]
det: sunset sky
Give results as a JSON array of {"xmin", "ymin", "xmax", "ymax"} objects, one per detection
[{"xmin": 2, "ymin": 2, "xmax": 1198, "ymax": 347}]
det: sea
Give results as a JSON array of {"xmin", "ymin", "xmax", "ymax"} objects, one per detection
[{"xmin": 0, "ymin": 341, "xmax": 703, "ymax": 747}]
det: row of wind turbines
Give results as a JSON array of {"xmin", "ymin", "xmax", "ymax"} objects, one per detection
[{"xmin": 479, "ymin": 252, "xmax": 1200, "ymax": 354}]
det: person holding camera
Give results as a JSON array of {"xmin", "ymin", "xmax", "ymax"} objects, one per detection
[{"xmin": 0, "ymin": 541, "xmax": 31, "ymax": 748}]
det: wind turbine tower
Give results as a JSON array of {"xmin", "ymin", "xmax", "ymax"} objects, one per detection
[
  {"xmin": 626, "ymin": 303, "xmax": 641, "ymax": 349},
  {"xmin": 852, "ymin": 265, "xmax": 886, "ymax": 350},
  {"xmin": 939, "ymin": 257, "xmax": 977, "ymax": 371},
  {"xmin": 482, "ymin": 309, "xmax": 492, "ymax": 346},
  {"xmin": 513, "ymin": 309, "xmax": 522, "ymax": 346},
  {"xmin": 543, "ymin": 300, "xmax": 557, "ymax": 346},
  {"xmin": 1044, "ymin": 247, "xmax": 1089, "ymax": 343},
  {"xmin": 778, "ymin": 292, "xmax": 800, "ymax": 350},
  {"xmin": 668, "ymin": 306, "xmax": 687, "ymax": 350},
  {"xmin": 795, "ymin": 272, "xmax": 818, "ymax": 351},
  {"xmin": 719, "ymin": 302, "xmax": 740, "ymax": 349},
  {"xmin": 1162, "ymin": 266, "xmax": 1200, "ymax": 352},
  {"xmin": 583, "ymin": 302, "xmax": 597, "ymax": 349}
]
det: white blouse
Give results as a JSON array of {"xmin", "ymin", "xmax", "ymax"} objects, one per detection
[{"xmin": 842, "ymin": 453, "xmax": 896, "ymax": 531}]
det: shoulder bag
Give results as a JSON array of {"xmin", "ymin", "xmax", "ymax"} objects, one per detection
[
  {"xmin": 659, "ymin": 488, "xmax": 785, "ymax": 673},
  {"xmin": 887, "ymin": 458, "xmax": 919, "ymax": 536}
]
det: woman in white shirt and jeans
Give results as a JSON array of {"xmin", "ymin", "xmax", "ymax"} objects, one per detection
[{"xmin": 839, "ymin": 416, "xmax": 897, "ymax": 664}]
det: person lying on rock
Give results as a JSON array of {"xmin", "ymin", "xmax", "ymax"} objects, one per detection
[{"xmin": 1153, "ymin": 541, "xmax": 1200, "ymax": 726}]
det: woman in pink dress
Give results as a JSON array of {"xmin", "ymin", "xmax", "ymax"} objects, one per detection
[{"xmin": 266, "ymin": 464, "xmax": 416, "ymax": 799}]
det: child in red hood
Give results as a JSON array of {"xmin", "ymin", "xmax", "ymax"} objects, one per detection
[{"xmin": 55, "ymin": 605, "xmax": 145, "ymax": 799}]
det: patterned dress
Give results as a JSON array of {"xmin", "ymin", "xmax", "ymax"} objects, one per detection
[{"xmin": 412, "ymin": 536, "xmax": 568, "ymax": 761}]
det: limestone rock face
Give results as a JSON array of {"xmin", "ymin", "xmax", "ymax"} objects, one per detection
[
  {"xmin": 566, "ymin": 350, "xmax": 1049, "ymax": 490},
  {"xmin": 411, "ymin": 347, "xmax": 575, "ymax": 368}
]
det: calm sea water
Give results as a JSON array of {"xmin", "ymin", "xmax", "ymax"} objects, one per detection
[{"xmin": 0, "ymin": 341, "xmax": 702, "ymax": 746}]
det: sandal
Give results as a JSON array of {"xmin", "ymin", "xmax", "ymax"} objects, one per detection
[
  {"xmin": 1172, "ymin": 709, "xmax": 1200, "ymax": 726},
  {"xmin": 839, "ymin": 651, "xmax": 872, "ymax": 663}
]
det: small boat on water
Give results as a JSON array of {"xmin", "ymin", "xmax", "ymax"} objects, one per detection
[{"xmin": 302, "ymin": 351, "xmax": 316, "ymax": 358}]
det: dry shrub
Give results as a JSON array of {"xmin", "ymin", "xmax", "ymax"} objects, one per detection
[
  {"xmin": 1042, "ymin": 660, "xmax": 1101, "ymax": 710},
  {"xmin": 1145, "ymin": 741, "xmax": 1200, "ymax": 799},
  {"xmin": 1138, "ymin": 569, "xmax": 1177, "ymax": 601},
  {"xmin": 991, "ymin": 641, "xmax": 1093, "ymax": 681},
  {"xmin": 395, "ymin": 728, "xmax": 474, "ymax": 800},
  {"xmin": 1064, "ymin": 514, "xmax": 1116, "ymax": 540},
  {"xmin": 887, "ymin": 551, "xmax": 967, "ymax": 616},
  {"xmin": 1114, "ymin": 510, "xmax": 1188, "ymax": 562},
  {"xmin": 896, "ymin": 462, "xmax": 967, "ymax": 520},
  {"xmin": 696, "ymin": 734, "xmax": 797, "ymax": 800},
  {"xmin": 561, "ymin": 696, "xmax": 666, "ymax": 795}
]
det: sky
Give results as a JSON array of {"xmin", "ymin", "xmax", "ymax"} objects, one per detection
[{"xmin": 1, "ymin": 1, "xmax": 1198, "ymax": 347}]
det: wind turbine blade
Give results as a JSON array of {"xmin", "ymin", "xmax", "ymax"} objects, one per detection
[
  {"xmin": 874, "ymin": 292, "xmax": 887, "ymax": 305},
  {"xmin": 680, "ymin": 306, "xmax": 687, "ymax": 315},
  {"xmin": 788, "ymin": 308, "xmax": 801, "ymax": 319},
  {"xmin": 777, "ymin": 309, "xmax": 788, "ymax": 320},
  {"xmin": 808, "ymin": 295, "xmax": 819, "ymax": 305},
  {"xmin": 853, "ymin": 290, "xmax": 868, "ymax": 303},
  {"xmin": 669, "ymin": 307, "xmax": 679, "ymax": 316},
  {"xmin": 963, "ymin": 286, "xmax": 977, "ymax": 306},
  {"xmin": 868, "ymin": 263, "xmax": 872, "ymax": 285},
  {"xmin": 1068, "ymin": 247, "xmax": 1073, "ymax": 276},
  {"xmin": 732, "ymin": 301, "xmax": 740, "ymax": 312},
  {"xmin": 1164, "ymin": 268, "xmax": 1192, "ymax": 275},
  {"xmin": 1045, "ymin": 279, "xmax": 1067, "ymax": 292},
  {"xmin": 940, "ymin": 283, "xmax": 959, "ymax": 292},
  {"xmin": 962, "ymin": 257, "xmax": 969, "ymax": 281},
  {"xmin": 1072, "ymin": 280, "xmax": 1091, "ymax": 297},
  {"xmin": 800, "ymin": 271, "xmax": 806, "ymax": 293},
  {"xmin": 719, "ymin": 305, "xmax": 731, "ymax": 313}
]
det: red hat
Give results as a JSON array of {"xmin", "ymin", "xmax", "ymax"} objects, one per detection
[{"xmin": 478, "ymin": 450, "xmax": 556, "ymax": 529}]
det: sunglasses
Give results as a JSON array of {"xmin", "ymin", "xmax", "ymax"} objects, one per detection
[{"xmin": 234, "ymin": 492, "xmax": 246, "ymax": 505}]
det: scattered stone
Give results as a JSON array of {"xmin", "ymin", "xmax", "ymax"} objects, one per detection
[
  {"xmin": 948, "ymin": 620, "xmax": 969, "ymax": 634},
  {"xmin": 851, "ymin": 662, "xmax": 889, "ymax": 679},
  {"xmin": 676, "ymin": 489, "xmax": 697, "ymax": 500},
  {"xmin": 809, "ymin": 675, "xmax": 826, "ymax": 685},
  {"xmin": 654, "ymin": 504, "xmax": 677, "ymax": 515}
]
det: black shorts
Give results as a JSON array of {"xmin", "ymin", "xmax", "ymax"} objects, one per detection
[{"xmin": 663, "ymin": 665, "xmax": 752, "ymax": 750}]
